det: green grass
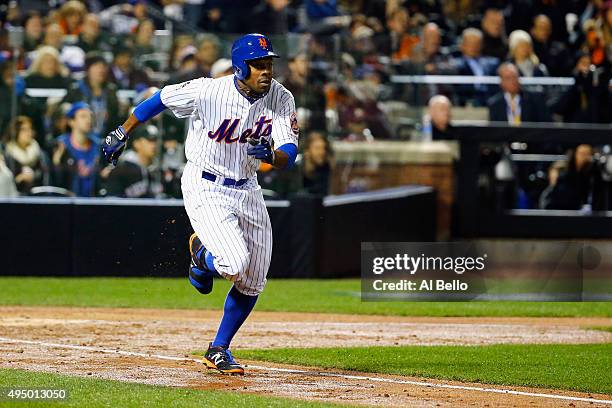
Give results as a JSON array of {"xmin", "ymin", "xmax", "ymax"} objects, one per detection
[
  {"xmin": 0, "ymin": 277, "xmax": 611, "ymax": 317},
  {"xmin": 236, "ymin": 344, "xmax": 612, "ymax": 395},
  {"xmin": 0, "ymin": 368, "xmax": 346, "ymax": 408}
]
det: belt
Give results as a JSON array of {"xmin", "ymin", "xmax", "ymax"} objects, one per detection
[{"xmin": 202, "ymin": 171, "xmax": 248, "ymax": 187}]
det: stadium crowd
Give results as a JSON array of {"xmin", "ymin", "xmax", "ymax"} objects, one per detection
[{"xmin": 0, "ymin": 0, "xmax": 610, "ymax": 208}]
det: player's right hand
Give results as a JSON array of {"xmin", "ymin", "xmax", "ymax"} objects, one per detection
[{"xmin": 102, "ymin": 126, "xmax": 128, "ymax": 166}]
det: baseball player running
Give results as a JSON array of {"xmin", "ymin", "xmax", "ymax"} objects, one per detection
[{"xmin": 102, "ymin": 33, "xmax": 299, "ymax": 375}]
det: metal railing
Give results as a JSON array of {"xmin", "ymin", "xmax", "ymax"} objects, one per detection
[{"xmin": 390, "ymin": 75, "xmax": 611, "ymax": 86}]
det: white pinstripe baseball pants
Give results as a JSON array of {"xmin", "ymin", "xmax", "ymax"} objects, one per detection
[{"xmin": 181, "ymin": 161, "xmax": 272, "ymax": 296}]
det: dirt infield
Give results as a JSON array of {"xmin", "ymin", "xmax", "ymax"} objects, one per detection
[{"xmin": 1, "ymin": 306, "xmax": 611, "ymax": 407}]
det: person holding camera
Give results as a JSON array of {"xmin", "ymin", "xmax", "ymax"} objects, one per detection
[{"xmin": 553, "ymin": 52, "xmax": 611, "ymax": 124}]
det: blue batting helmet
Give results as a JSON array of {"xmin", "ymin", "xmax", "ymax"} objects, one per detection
[{"xmin": 231, "ymin": 33, "xmax": 279, "ymax": 81}]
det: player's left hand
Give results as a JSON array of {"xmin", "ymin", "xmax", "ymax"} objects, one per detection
[
  {"xmin": 246, "ymin": 137, "xmax": 275, "ymax": 165},
  {"xmin": 102, "ymin": 126, "xmax": 128, "ymax": 166}
]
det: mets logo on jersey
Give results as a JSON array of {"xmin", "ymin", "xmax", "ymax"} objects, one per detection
[
  {"xmin": 208, "ymin": 115, "xmax": 272, "ymax": 144},
  {"xmin": 258, "ymin": 38, "xmax": 268, "ymax": 49},
  {"xmin": 290, "ymin": 111, "xmax": 299, "ymax": 135}
]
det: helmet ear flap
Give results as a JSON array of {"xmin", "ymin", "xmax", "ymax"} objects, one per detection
[{"xmin": 234, "ymin": 61, "xmax": 249, "ymax": 81}]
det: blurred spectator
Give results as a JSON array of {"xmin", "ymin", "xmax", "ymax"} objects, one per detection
[
  {"xmin": 169, "ymin": 34, "xmax": 219, "ymax": 84},
  {"xmin": 2, "ymin": 116, "xmax": 47, "ymax": 194},
  {"xmin": 488, "ymin": 63, "xmax": 551, "ymax": 124},
  {"xmin": 0, "ymin": 61, "xmax": 23, "ymax": 138},
  {"xmin": 345, "ymin": 14, "xmax": 377, "ymax": 61},
  {"xmin": 194, "ymin": 34, "xmax": 220, "ymax": 77},
  {"xmin": 282, "ymin": 53, "xmax": 327, "ymax": 131},
  {"xmin": 42, "ymin": 23, "xmax": 65, "ymax": 51},
  {"xmin": 553, "ymin": 52, "xmax": 611, "ymax": 123},
  {"xmin": 306, "ymin": 0, "xmax": 339, "ymax": 22},
  {"xmin": 453, "ymin": 28, "xmax": 499, "ymax": 105},
  {"xmin": 24, "ymin": 46, "xmax": 71, "ymax": 89},
  {"xmin": 64, "ymin": 54, "xmax": 120, "ymax": 137},
  {"xmin": 427, "ymin": 95, "xmax": 452, "ymax": 140},
  {"xmin": 545, "ymin": 144, "xmax": 602, "ymax": 210},
  {"xmin": 131, "ymin": 19, "xmax": 157, "ymax": 70},
  {"xmin": 99, "ymin": 0, "xmax": 148, "ymax": 35},
  {"xmin": 210, "ymin": 58, "xmax": 233, "ymax": 78},
  {"xmin": 181, "ymin": 0, "xmax": 206, "ymax": 28},
  {"xmin": 530, "ymin": 14, "xmax": 572, "ymax": 77},
  {"xmin": 539, "ymin": 160, "xmax": 567, "ymax": 209},
  {"xmin": 22, "ymin": 11, "xmax": 44, "ymax": 52},
  {"xmin": 336, "ymin": 81, "xmax": 393, "ymax": 139},
  {"xmin": 52, "ymin": 102, "xmax": 101, "ymax": 197},
  {"xmin": 601, "ymin": 2, "xmax": 612, "ymax": 59},
  {"xmin": 77, "ymin": 14, "xmax": 113, "ymax": 54},
  {"xmin": 104, "ymin": 129, "xmax": 163, "ymax": 198},
  {"xmin": 300, "ymin": 130, "xmax": 332, "ymax": 196},
  {"xmin": 382, "ymin": 7, "xmax": 420, "ymax": 63},
  {"xmin": 581, "ymin": 19, "xmax": 607, "ymax": 68},
  {"xmin": 108, "ymin": 47, "xmax": 150, "ymax": 90},
  {"xmin": 410, "ymin": 22, "xmax": 447, "ymax": 72},
  {"xmin": 22, "ymin": 47, "xmax": 72, "ymax": 142},
  {"xmin": 167, "ymin": 35, "xmax": 195, "ymax": 72},
  {"xmin": 47, "ymin": 102, "xmax": 72, "ymax": 142},
  {"xmin": 481, "ymin": 8, "xmax": 508, "ymax": 61},
  {"xmin": 251, "ymin": 0, "xmax": 295, "ymax": 34},
  {"xmin": 58, "ymin": 0, "xmax": 87, "ymax": 36},
  {"xmin": 3, "ymin": 1, "xmax": 21, "ymax": 28},
  {"xmin": 508, "ymin": 30, "xmax": 548, "ymax": 77},
  {"xmin": 442, "ymin": 0, "xmax": 481, "ymax": 28},
  {"xmin": 167, "ymin": 45, "xmax": 197, "ymax": 84},
  {"xmin": 0, "ymin": 149, "xmax": 18, "ymax": 197}
]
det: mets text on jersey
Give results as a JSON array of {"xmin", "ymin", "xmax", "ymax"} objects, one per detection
[{"xmin": 207, "ymin": 116, "xmax": 273, "ymax": 144}]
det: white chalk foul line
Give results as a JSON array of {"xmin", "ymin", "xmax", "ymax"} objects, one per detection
[{"xmin": 1, "ymin": 336, "xmax": 610, "ymax": 405}]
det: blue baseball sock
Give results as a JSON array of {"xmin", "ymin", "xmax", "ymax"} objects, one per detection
[{"xmin": 211, "ymin": 286, "xmax": 258, "ymax": 348}]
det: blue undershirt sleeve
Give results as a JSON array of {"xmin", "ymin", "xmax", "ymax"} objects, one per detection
[
  {"xmin": 277, "ymin": 143, "xmax": 297, "ymax": 169},
  {"xmin": 133, "ymin": 91, "xmax": 166, "ymax": 122}
]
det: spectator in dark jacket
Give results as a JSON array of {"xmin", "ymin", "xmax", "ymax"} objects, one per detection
[
  {"xmin": 104, "ymin": 129, "xmax": 163, "ymax": 198},
  {"xmin": 22, "ymin": 11, "xmax": 44, "ymax": 52},
  {"xmin": 530, "ymin": 14, "xmax": 572, "ymax": 76},
  {"xmin": 553, "ymin": 53, "xmax": 611, "ymax": 124},
  {"xmin": 282, "ymin": 53, "xmax": 327, "ymax": 131},
  {"xmin": 108, "ymin": 47, "xmax": 150, "ymax": 90},
  {"xmin": 428, "ymin": 95, "xmax": 453, "ymax": 140},
  {"xmin": 52, "ymin": 102, "xmax": 101, "ymax": 197},
  {"xmin": 64, "ymin": 54, "xmax": 120, "ymax": 137},
  {"xmin": 0, "ymin": 61, "xmax": 23, "ymax": 139},
  {"xmin": 250, "ymin": 0, "xmax": 295, "ymax": 34},
  {"xmin": 300, "ymin": 130, "xmax": 333, "ymax": 196},
  {"xmin": 481, "ymin": 8, "xmax": 508, "ymax": 61},
  {"xmin": 488, "ymin": 63, "xmax": 551, "ymax": 124},
  {"xmin": 22, "ymin": 47, "xmax": 72, "ymax": 144},
  {"xmin": 77, "ymin": 14, "xmax": 114, "ymax": 54},
  {"xmin": 452, "ymin": 28, "xmax": 500, "ymax": 106},
  {"xmin": 24, "ymin": 46, "xmax": 72, "ymax": 89},
  {"xmin": 545, "ymin": 144, "xmax": 603, "ymax": 210}
]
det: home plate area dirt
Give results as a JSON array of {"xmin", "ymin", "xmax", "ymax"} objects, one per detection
[{"xmin": 0, "ymin": 306, "xmax": 611, "ymax": 407}]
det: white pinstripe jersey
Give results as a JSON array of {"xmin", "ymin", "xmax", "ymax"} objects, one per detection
[{"xmin": 160, "ymin": 75, "xmax": 298, "ymax": 181}]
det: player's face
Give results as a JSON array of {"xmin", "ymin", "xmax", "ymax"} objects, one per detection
[{"xmin": 246, "ymin": 57, "xmax": 274, "ymax": 94}]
